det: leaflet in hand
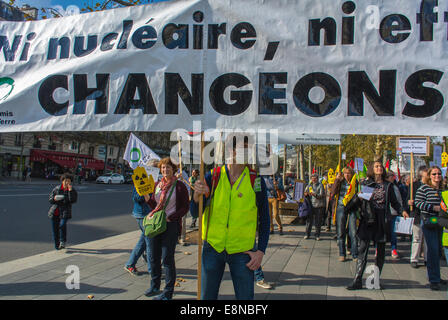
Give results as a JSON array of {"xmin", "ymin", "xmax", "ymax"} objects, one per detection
[
  {"xmin": 358, "ymin": 186, "xmax": 374, "ymax": 201},
  {"xmin": 394, "ymin": 217, "xmax": 414, "ymax": 235}
]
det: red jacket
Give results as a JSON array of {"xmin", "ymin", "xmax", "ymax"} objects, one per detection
[{"xmin": 146, "ymin": 179, "xmax": 190, "ymax": 234}]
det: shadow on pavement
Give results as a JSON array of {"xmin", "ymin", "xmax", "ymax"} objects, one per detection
[
  {"xmin": 0, "ymin": 281, "xmax": 126, "ymax": 297},
  {"xmin": 64, "ymin": 248, "xmax": 131, "ymax": 255}
]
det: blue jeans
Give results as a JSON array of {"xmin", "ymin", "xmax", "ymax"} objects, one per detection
[
  {"xmin": 189, "ymin": 200, "xmax": 198, "ymax": 219},
  {"xmin": 201, "ymin": 241, "xmax": 254, "ymax": 300},
  {"xmin": 51, "ymin": 216, "xmax": 68, "ymax": 248},
  {"xmin": 422, "ymin": 223, "xmax": 441, "ymax": 284},
  {"xmin": 336, "ymin": 206, "xmax": 358, "ymax": 258},
  {"xmin": 148, "ymin": 221, "xmax": 179, "ymax": 299},
  {"xmin": 253, "ymin": 242, "xmax": 264, "ymax": 282},
  {"xmin": 254, "ymin": 267, "xmax": 264, "ymax": 282},
  {"xmin": 126, "ymin": 218, "xmax": 151, "ymax": 274},
  {"xmin": 444, "ymin": 247, "xmax": 448, "ymax": 267},
  {"xmin": 390, "ymin": 216, "xmax": 398, "ymax": 251}
]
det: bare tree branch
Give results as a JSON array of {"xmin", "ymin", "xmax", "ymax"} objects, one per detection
[{"xmin": 111, "ymin": 0, "xmax": 134, "ymax": 6}]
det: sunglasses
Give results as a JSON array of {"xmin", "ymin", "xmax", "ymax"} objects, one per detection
[{"xmin": 431, "ymin": 173, "xmax": 442, "ymax": 176}]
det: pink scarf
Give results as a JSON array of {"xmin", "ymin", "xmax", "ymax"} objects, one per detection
[{"xmin": 150, "ymin": 176, "xmax": 176, "ymax": 214}]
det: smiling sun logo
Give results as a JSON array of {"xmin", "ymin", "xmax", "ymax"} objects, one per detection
[{"xmin": 0, "ymin": 77, "xmax": 14, "ymax": 101}]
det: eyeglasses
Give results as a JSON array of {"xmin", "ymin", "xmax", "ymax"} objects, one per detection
[{"xmin": 431, "ymin": 173, "xmax": 442, "ymax": 176}]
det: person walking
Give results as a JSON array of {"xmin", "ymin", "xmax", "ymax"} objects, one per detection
[
  {"xmin": 329, "ymin": 167, "xmax": 359, "ymax": 262},
  {"xmin": 403, "ymin": 166, "xmax": 428, "ymax": 268},
  {"xmin": 189, "ymin": 169, "xmax": 199, "ymax": 228},
  {"xmin": 143, "ymin": 157, "xmax": 189, "ymax": 300},
  {"xmin": 264, "ymin": 175, "xmax": 284, "ymax": 235},
  {"xmin": 271, "ymin": 180, "xmax": 285, "ymax": 235},
  {"xmin": 414, "ymin": 166, "xmax": 447, "ymax": 291},
  {"xmin": 26, "ymin": 166, "xmax": 32, "ymax": 182},
  {"xmin": 345, "ymin": 161, "xmax": 403, "ymax": 290},
  {"xmin": 124, "ymin": 187, "xmax": 152, "ymax": 276},
  {"xmin": 193, "ymin": 135, "xmax": 270, "ymax": 300},
  {"xmin": 48, "ymin": 174, "xmax": 78, "ymax": 250},
  {"xmin": 304, "ymin": 174, "xmax": 326, "ymax": 240},
  {"xmin": 385, "ymin": 171, "xmax": 403, "ymax": 259}
]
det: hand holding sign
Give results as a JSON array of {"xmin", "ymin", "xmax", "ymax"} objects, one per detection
[{"xmin": 132, "ymin": 167, "xmax": 155, "ymax": 196}]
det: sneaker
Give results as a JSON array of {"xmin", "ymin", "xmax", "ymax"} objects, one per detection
[
  {"xmin": 325, "ymin": 227, "xmax": 331, "ymax": 232},
  {"xmin": 59, "ymin": 242, "xmax": 65, "ymax": 249},
  {"xmin": 144, "ymin": 287, "xmax": 161, "ymax": 297},
  {"xmin": 316, "ymin": 237, "xmax": 321, "ymax": 241},
  {"xmin": 391, "ymin": 250, "xmax": 399, "ymax": 259},
  {"xmin": 256, "ymin": 280, "xmax": 273, "ymax": 289},
  {"xmin": 338, "ymin": 256, "xmax": 346, "ymax": 262},
  {"xmin": 353, "ymin": 258, "xmax": 358, "ymax": 263},
  {"xmin": 124, "ymin": 266, "xmax": 139, "ymax": 276},
  {"xmin": 153, "ymin": 294, "xmax": 170, "ymax": 300},
  {"xmin": 410, "ymin": 262, "xmax": 419, "ymax": 269},
  {"xmin": 304, "ymin": 235, "xmax": 310, "ymax": 239}
]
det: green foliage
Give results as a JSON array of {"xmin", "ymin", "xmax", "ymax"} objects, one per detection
[{"xmin": 311, "ymin": 135, "xmax": 396, "ymax": 171}]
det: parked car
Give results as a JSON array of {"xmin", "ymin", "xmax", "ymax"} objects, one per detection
[{"xmin": 96, "ymin": 173, "xmax": 125, "ymax": 184}]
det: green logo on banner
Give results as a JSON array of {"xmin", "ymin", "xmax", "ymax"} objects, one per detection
[
  {"xmin": 0, "ymin": 77, "xmax": 14, "ymax": 101},
  {"xmin": 130, "ymin": 147, "xmax": 141, "ymax": 163}
]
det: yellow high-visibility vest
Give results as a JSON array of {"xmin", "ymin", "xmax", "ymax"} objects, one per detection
[{"xmin": 202, "ymin": 166, "xmax": 258, "ymax": 254}]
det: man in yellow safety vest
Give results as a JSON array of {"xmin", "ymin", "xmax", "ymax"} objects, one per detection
[{"xmin": 194, "ymin": 134, "xmax": 270, "ymax": 300}]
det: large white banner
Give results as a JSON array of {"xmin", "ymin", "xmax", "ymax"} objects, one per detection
[{"xmin": 0, "ymin": 0, "xmax": 447, "ymax": 135}]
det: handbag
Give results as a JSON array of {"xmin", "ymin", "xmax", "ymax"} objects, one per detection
[
  {"xmin": 298, "ymin": 197, "xmax": 312, "ymax": 218},
  {"xmin": 143, "ymin": 181, "xmax": 176, "ymax": 238}
]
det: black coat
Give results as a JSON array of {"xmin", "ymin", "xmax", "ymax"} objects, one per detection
[
  {"xmin": 346, "ymin": 179, "xmax": 403, "ymax": 242},
  {"xmin": 48, "ymin": 185, "xmax": 78, "ymax": 219}
]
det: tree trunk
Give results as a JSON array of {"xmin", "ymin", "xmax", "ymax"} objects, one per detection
[
  {"xmin": 283, "ymin": 144, "xmax": 287, "ymax": 187},
  {"xmin": 114, "ymin": 146, "xmax": 122, "ymax": 173},
  {"xmin": 299, "ymin": 145, "xmax": 304, "ymax": 180},
  {"xmin": 308, "ymin": 145, "xmax": 313, "ymax": 181}
]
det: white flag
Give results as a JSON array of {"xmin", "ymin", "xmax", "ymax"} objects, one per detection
[{"xmin": 124, "ymin": 133, "xmax": 160, "ymax": 170}]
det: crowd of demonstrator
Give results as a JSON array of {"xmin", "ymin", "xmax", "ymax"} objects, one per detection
[{"xmin": 48, "ymin": 147, "xmax": 448, "ymax": 299}]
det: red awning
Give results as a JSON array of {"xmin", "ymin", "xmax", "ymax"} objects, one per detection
[{"xmin": 30, "ymin": 149, "xmax": 105, "ymax": 170}]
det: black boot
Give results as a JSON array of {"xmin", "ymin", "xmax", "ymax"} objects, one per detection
[
  {"xmin": 346, "ymin": 243, "xmax": 368, "ymax": 290},
  {"xmin": 346, "ymin": 260, "xmax": 363, "ymax": 290}
]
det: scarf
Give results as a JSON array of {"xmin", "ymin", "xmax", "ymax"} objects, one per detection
[{"xmin": 150, "ymin": 176, "xmax": 176, "ymax": 214}]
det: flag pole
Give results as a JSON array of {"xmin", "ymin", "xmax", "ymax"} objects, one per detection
[
  {"xmin": 178, "ymin": 133, "xmax": 187, "ymax": 245},
  {"xmin": 197, "ymin": 132, "xmax": 205, "ymax": 300},
  {"xmin": 410, "ymin": 152, "xmax": 414, "ymax": 212}
]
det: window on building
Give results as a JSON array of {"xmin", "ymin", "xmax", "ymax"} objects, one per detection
[
  {"xmin": 70, "ymin": 141, "xmax": 79, "ymax": 151},
  {"xmin": 33, "ymin": 135, "xmax": 41, "ymax": 148},
  {"xmin": 15, "ymin": 133, "xmax": 23, "ymax": 146},
  {"xmin": 88, "ymin": 146, "xmax": 95, "ymax": 156},
  {"xmin": 109, "ymin": 147, "xmax": 114, "ymax": 156}
]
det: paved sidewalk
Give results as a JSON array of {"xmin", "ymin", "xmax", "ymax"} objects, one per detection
[{"xmin": 0, "ymin": 217, "xmax": 447, "ymax": 300}]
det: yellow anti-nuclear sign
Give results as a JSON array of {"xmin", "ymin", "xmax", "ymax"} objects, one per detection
[
  {"xmin": 328, "ymin": 168, "xmax": 335, "ymax": 184},
  {"xmin": 442, "ymin": 152, "xmax": 448, "ymax": 168},
  {"xmin": 132, "ymin": 167, "xmax": 155, "ymax": 196}
]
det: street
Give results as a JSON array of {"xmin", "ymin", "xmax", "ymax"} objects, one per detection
[{"xmin": 0, "ymin": 182, "xmax": 137, "ymax": 263}]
